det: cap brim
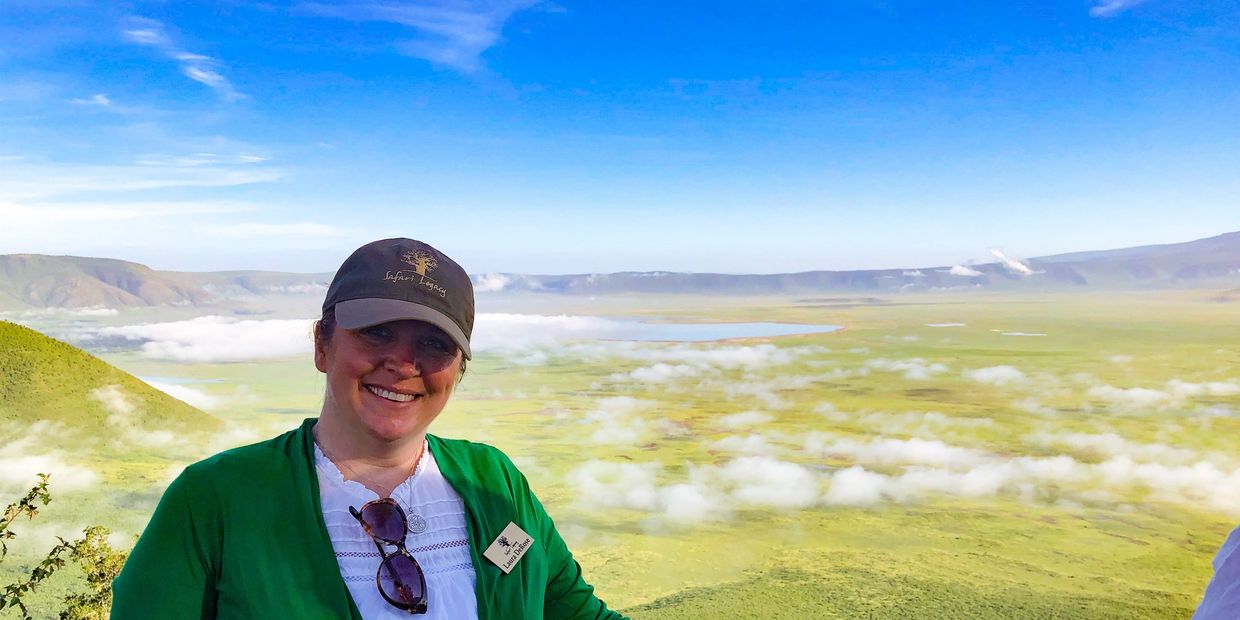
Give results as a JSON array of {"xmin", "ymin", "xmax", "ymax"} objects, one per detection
[{"xmin": 334, "ymin": 298, "xmax": 472, "ymax": 359}]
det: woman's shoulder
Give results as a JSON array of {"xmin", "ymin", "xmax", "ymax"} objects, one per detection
[
  {"xmin": 175, "ymin": 420, "xmax": 309, "ymax": 489},
  {"xmin": 427, "ymin": 435, "xmax": 530, "ymax": 489},
  {"xmin": 428, "ymin": 434, "xmax": 519, "ymax": 469}
]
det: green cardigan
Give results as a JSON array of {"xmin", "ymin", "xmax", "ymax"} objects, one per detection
[{"xmin": 112, "ymin": 418, "xmax": 623, "ymax": 619}]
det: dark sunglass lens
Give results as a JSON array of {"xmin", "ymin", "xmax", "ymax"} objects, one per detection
[
  {"xmin": 359, "ymin": 501, "xmax": 407, "ymax": 542},
  {"xmin": 379, "ymin": 554, "xmax": 425, "ymax": 606}
]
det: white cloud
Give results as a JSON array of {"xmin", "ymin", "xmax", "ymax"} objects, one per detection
[
  {"xmin": 1089, "ymin": 384, "xmax": 1173, "ymax": 409},
  {"xmin": 72, "ymin": 93, "xmax": 112, "ymax": 106},
  {"xmin": 1087, "ymin": 379, "xmax": 1240, "ymax": 411},
  {"xmin": 659, "ymin": 482, "xmax": 728, "ymax": 524},
  {"xmin": 1167, "ymin": 379, "xmax": 1240, "ymax": 399},
  {"xmin": 299, "ymin": 0, "xmax": 543, "ymax": 73},
  {"xmin": 583, "ymin": 397, "xmax": 653, "ymax": 445},
  {"xmin": 822, "ymin": 456, "xmax": 1088, "ymax": 507},
  {"xmin": 949, "ymin": 265, "xmax": 983, "ymax": 277},
  {"xmin": 1090, "ymin": 0, "xmax": 1149, "ymax": 17},
  {"xmin": 95, "ymin": 316, "xmax": 314, "ymax": 362},
  {"xmin": 1002, "ymin": 332, "xmax": 1046, "ymax": 337},
  {"xmin": 611, "ymin": 363, "xmax": 704, "ymax": 384},
  {"xmin": 807, "ymin": 435, "xmax": 989, "ymax": 468},
  {"xmin": 716, "ymin": 456, "xmax": 818, "ymax": 509},
  {"xmin": 1028, "ymin": 432, "xmax": 1201, "ymax": 465},
  {"xmin": 851, "ymin": 411, "xmax": 993, "ymax": 435},
  {"xmin": 1013, "ymin": 398, "xmax": 1056, "ymax": 416},
  {"xmin": 567, "ymin": 460, "xmax": 731, "ymax": 524},
  {"xmin": 989, "ymin": 248, "xmax": 1036, "ymax": 276},
  {"xmin": 717, "ymin": 411, "xmax": 773, "ymax": 429},
  {"xmin": 864, "ymin": 357, "xmax": 947, "ymax": 380},
  {"xmin": 134, "ymin": 153, "xmax": 269, "ymax": 167},
  {"xmin": 823, "ymin": 466, "xmax": 886, "ymax": 506},
  {"xmin": 203, "ymin": 222, "xmax": 352, "ymax": 238},
  {"xmin": 964, "ymin": 365, "xmax": 1027, "ymax": 386},
  {"xmin": 472, "ymin": 313, "xmax": 627, "ymax": 352},
  {"xmin": 0, "ymin": 164, "xmax": 280, "ymax": 202},
  {"xmin": 708, "ymin": 434, "xmax": 777, "ymax": 455},
  {"xmin": 3, "ymin": 306, "xmax": 119, "ymax": 319},
  {"xmin": 1095, "ymin": 457, "xmax": 1240, "ymax": 514},
  {"xmin": 0, "ymin": 437, "xmax": 99, "ymax": 495},
  {"xmin": 122, "ymin": 17, "xmax": 244, "ymax": 101},
  {"xmin": 143, "ymin": 380, "xmax": 220, "ymax": 410},
  {"xmin": 472, "ymin": 273, "xmax": 510, "ymax": 292},
  {"xmin": 568, "ymin": 460, "xmax": 660, "ymax": 511},
  {"xmin": 91, "ymin": 385, "xmax": 187, "ymax": 449}
]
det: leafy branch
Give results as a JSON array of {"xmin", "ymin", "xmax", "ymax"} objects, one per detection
[
  {"xmin": 0, "ymin": 475, "xmax": 127, "ymax": 620},
  {"xmin": 0, "ymin": 474, "xmax": 50, "ymax": 560}
]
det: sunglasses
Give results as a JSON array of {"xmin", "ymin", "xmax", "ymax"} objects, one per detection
[{"xmin": 349, "ymin": 498, "xmax": 428, "ymax": 614}]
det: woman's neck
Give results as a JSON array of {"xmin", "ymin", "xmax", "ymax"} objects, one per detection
[{"xmin": 312, "ymin": 413, "xmax": 426, "ymax": 497}]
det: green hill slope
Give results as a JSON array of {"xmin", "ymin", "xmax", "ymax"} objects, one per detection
[{"xmin": 0, "ymin": 320, "xmax": 220, "ymax": 433}]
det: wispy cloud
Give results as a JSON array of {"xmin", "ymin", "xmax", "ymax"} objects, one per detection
[
  {"xmin": 0, "ymin": 161, "xmax": 281, "ymax": 202},
  {"xmin": 864, "ymin": 357, "xmax": 948, "ymax": 380},
  {"xmin": 71, "ymin": 93, "xmax": 112, "ymax": 106},
  {"xmin": 1090, "ymin": 0, "xmax": 1150, "ymax": 17},
  {"xmin": 989, "ymin": 248, "xmax": 1037, "ymax": 276},
  {"xmin": 948, "ymin": 264, "xmax": 983, "ymax": 277},
  {"xmin": 298, "ymin": 0, "xmax": 542, "ymax": 72},
  {"xmin": 0, "ymin": 200, "xmax": 247, "ymax": 224},
  {"xmin": 121, "ymin": 17, "xmax": 245, "ymax": 101},
  {"xmin": 134, "ymin": 152, "xmax": 269, "ymax": 167},
  {"xmin": 964, "ymin": 365, "xmax": 1027, "ymax": 386},
  {"xmin": 202, "ymin": 222, "xmax": 353, "ymax": 238}
]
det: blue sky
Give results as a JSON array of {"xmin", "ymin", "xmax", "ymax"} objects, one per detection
[{"xmin": 1, "ymin": 0, "xmax": 1237, "ymax": 274}]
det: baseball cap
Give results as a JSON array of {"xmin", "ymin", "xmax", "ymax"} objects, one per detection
[{"xmin": 322, "ymin": 238, "xmax": 474, "ymax": 359}]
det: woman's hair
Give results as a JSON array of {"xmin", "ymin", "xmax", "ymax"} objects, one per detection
[{"xmin": 313, "ymin": 307, "xmax": 467, "ymax": 382}]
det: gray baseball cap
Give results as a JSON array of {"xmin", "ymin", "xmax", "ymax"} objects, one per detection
[{"xmin": 322, "ymin": 238, "xmax": 474, "ymax": 359}]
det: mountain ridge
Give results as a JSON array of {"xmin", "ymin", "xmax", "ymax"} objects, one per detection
[{"xmin": 2, "ymin": 231, "xmax": 1237, "ymax": 308}]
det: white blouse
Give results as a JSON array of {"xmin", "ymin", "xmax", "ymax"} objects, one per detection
[{"xmin": 314, "ymin": 442, "xmax": 479, "ymax": 619}]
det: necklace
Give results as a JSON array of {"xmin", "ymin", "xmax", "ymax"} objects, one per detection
[{"xmin": 316, "ymin": 439, "xmax": 430, "ymax": 535}]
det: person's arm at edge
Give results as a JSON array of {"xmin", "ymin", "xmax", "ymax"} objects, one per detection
[
  {"xmin": 111, "ymin": 465, "xmax": 218, "ymax": 620},
  {"xmin": 1194, "ymin": 525, "xmax": 1240, "ymax": 620}
]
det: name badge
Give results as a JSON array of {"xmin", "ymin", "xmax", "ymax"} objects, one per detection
[{"xmin": 483, "ymin": 522, "xmax": 535, "ymax": 574}]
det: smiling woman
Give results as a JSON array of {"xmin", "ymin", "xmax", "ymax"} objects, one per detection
[{"xmin": 112, "ymin": 238, "xmax": 623, "ymax": 620}]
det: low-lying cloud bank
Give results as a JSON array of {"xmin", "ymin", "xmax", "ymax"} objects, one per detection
[
  {"xmin": 81, "ymin": 312, "xmax": 830, "ymax": 365},
  {"xmin": 93, "ymin": 316, "xmax": 314, "ymax": 362},
  {"xmin": 1089, "ymin": 379, "xmax": 1240, "ymax": 411},
  {"xmin": 569, "ymin": 431, "xmax": 1240, "ymax": 523},
  {"xmin": 0, "ymin": 424, "xmax": 99, "ymax": 495}
]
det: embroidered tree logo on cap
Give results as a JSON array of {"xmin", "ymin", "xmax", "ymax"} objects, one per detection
[{"xmin": 402, "ymin": 250, "xmax": 439, "ymax": 276}]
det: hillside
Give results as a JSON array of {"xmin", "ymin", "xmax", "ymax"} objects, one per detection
[
  {"xmin": 0, "ymin": 320, "xmax": 221, "ymax": 433},
  {"xmin": 0, "ymin": 253, "xmax": 329, "ymax": 309}
]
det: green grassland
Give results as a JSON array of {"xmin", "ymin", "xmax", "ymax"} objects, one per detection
[{"xmin": 3, "ymin": 291, "xmax": 1238, "ymax": 618}]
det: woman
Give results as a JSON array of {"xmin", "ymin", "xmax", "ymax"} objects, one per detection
[{"xmin": 113, "ymin": 238, "xmax": 623, "ymax": 619}]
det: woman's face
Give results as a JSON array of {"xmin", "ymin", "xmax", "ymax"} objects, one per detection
[{"xmin": 315, "ymin": 319, "xmax": 462, "ymax": 443}]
